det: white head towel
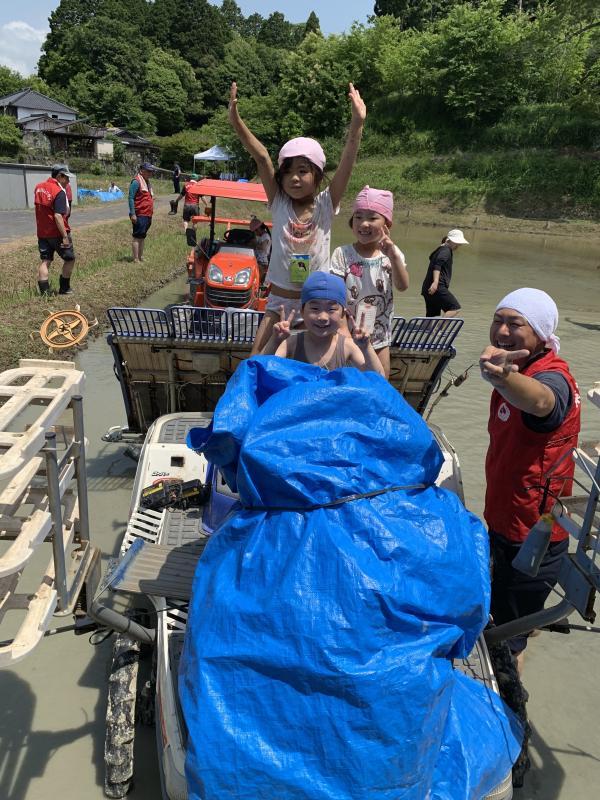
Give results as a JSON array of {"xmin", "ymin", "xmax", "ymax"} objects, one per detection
[{"xmin": 495, "ymin": 287, "xmax": 560, "ymax": 353}]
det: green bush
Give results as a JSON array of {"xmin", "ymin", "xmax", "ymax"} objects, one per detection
[
  {"xmin": 449, "ymin": 150, "xmax": 600, "ymax": 216},
  {"xmin": 0, "ymin": 115, "xmax": 23, "ymax": 157},
  {"xmin": 347, "ymin": 150, "xmax": 600, "ymax": 218},
  {"xmin": 153, "ymin": 129, "xmax": 215, "ymax": 172},
  {"xmin": 483, "ymin": 104, "xmax": 600, "ymax": 149}
]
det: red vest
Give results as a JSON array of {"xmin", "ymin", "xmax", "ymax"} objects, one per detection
[
  {"xmin": 484, "ymin": 350, "xmax": 580, "ymax": 543},
  {"xmin": 183, "ymin": 181, "xmax": 199, "ymax": 205},
  {"xmin": 132, "ymin": 174, "xmax": 154, "ymax": 216},
  {"xmin": 34, "ymin": 177, "xmax": 70, "ymax": 237}
]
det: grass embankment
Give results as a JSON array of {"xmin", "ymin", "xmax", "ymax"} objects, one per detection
[
  {"xmin": 0, "ymin": 212, "xmax": 189, "ymax": 371},
  {"xmin": 346, "ymin": 150, "xmax": 600, "ymax": 235}
]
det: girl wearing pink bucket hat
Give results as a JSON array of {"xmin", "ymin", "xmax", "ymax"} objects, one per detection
[
  {"xmin": 330, "ymin": 186, "xmax": 409, "ymax": 377},
  {"xmin": 228, "ymin": 81, "xmax": 366, "ymax": 354}
]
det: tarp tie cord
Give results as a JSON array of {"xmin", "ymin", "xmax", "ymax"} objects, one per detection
[{"xmin": 243, "ymin": 483, "xmax": 428, "ymax": 512}]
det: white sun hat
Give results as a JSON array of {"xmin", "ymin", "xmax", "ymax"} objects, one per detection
[{"xmin": 446, "ymin": 229, "xmax": 469, "ymax": 245}]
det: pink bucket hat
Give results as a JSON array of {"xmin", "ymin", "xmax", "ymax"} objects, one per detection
[
  {"xmin": 278, "ymin": 137, "xmax": 326, "ymax": 171},
  {"xmin": 353, "ymin": 185, "xmax": 394, "ymax": 224}
]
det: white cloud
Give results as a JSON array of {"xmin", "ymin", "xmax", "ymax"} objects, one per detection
[{"xmin": 0, "ymin": 21, "xmax": 48, "ymax": 77}]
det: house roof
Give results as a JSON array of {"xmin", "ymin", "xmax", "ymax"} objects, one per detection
[
  {"xmin": 99, "ymin": 126, "xmax": 159, "ymax": 149},
  {"xmin": 17, "ymin": 114, "xmax": 105, "ymax": 139},
  {"xmin": 0, "ymin": 88, "xmax": 77, "ymax": 115}
]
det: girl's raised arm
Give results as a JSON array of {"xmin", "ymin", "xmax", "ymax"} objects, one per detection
[
  {"xmin": 328, "ymin": 83, "xmax": 366, "ymax": 210},
  {"xmin": 228, "ymin": 82, "xmax": 278, "ymax": 203}
]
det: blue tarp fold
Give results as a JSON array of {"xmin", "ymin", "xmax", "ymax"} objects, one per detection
[
  {"xmin": 77, "ymin": 188, "xmax": 124, "ymax": 201},
  {"xmin": 180, "ymin": 356, "xmax": 522, "ymax": 799}
]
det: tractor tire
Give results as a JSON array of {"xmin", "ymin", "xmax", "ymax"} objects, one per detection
[
  {"xmin": 487, "ymin": 639, "xmax": 532, "ymax": 788},
  {"xmin": 104, "ymin": 632, "xmax": 141, "ymax": 798}
]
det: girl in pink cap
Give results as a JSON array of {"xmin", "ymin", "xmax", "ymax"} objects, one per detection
[
  {"xmin": 330, "ymin": 186, "xmax": 409, "ymax": 377},
  {"xmin": 228, "ymin": 81, "xmax": 366, "ymax": 354}
]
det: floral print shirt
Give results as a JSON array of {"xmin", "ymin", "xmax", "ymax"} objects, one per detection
[{"xmin": 331, "ymin": 244, "xmax": 404, "ymax": 348}]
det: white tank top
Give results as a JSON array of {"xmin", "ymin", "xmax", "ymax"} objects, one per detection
[{"xmin": 266, "ymin": 188, "xmax": 336, "ymax": 290}]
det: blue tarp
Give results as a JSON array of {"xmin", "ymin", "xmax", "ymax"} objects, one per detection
[
  {"xmin": 180, "ymin": 357, "xmax": 522, "ymax": 800},
  {"xmin": 77, "ymin": 188, "xmax": 124, "ymax": 201}
]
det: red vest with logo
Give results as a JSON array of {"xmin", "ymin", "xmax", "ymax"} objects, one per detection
[
  {"xmin": 183, "ymin": 181, "xmax": 199, "ymax": 205},
  {"xmin": 484, "ymin": 350, "xmax": 580, "ymax": 543},
  {"xmin": 34, "ymin": 177, "xmax": 70, "ymax": 237},
  {"xmin": 132, "ymin": 174, "xmax": 154, "ymax": 216}
]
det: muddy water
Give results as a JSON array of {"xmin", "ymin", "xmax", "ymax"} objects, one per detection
[{"xmin": 1, "ymin": 222, "xmax": 599, "ymax": 800}]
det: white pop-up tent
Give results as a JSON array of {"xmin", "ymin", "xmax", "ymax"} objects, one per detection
[
  {"xmin": 193, "ymin": 145, "xmax": 237, "ymax": 180},
  {"xmin": 193, "ymin": 145, "xmax": 233, "ymax": 161}
]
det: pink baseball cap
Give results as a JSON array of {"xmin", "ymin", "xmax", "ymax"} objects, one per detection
[
  {"xmin": 353, "ymin": 185, "xmax": 393, "ymax": 224},
  {"xmin": 278, "ymin": 137, "xmax": 326, "ymax": 171}
]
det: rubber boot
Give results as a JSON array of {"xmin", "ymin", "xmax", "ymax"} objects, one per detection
[
  {"xmin": 59, "ymin": 275, "xmax": 73, "ymax": 295},
  {"xmin": 38, "ymin": 280, "xmax": 52, "ymax": 296}
]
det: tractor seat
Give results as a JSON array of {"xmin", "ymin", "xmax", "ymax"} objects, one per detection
[{"xmin": 223, "ymin": 228, "xmax": 256, "ymax": 247}]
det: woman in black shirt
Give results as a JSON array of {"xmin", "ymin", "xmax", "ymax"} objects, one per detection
[{"xmin": 421, "ymin": 228, "xmax": 469, "ymax": 317}]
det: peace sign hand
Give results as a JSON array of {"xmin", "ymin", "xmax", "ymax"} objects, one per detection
[
  {"xmin": 479, "ymin": 345, "xmax": 530, "ymax": 386},
  {"xmin": 379, "ymin": 224, "xmax": 395, "ymax": 257},
  {"xmin": 273, "ymin": 306, "xmax": 296, "ymax": 342},
  {"xmin": 349, "ymin": 311, "xmax": 370, "ymax": 351}
]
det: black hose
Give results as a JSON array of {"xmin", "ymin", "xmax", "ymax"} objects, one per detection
[
  {"xmin": 484, "ymin": 598, "xmax": 573, "ymax": 646},
  {"xmin": 89, "ymin": 600, "xmax": 155, "ymax": 645}
]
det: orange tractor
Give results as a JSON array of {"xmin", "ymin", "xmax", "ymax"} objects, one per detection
[{"xmin": 185, "ymin": 179, "xmax": 271, "ymax": 310}]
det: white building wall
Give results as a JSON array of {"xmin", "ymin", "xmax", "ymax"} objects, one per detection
[
  {"xmin": 16, "ymin": 106, "xmax": 76, "ymax": 122},
  {"xmin": 0, "ymin": 163, "xmax": 78, "ymax": 210},
  {"xmin": 95, "ymin": 140, "xmax": 114, "ymax": 160}
]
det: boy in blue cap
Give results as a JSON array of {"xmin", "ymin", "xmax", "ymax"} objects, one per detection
[{"xmin": 262, "ymin": 272, "xmax": 384, "ymax": 375}]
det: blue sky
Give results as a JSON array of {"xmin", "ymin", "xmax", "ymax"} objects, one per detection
[{"xmin": 0, "ymin": 1, "xmax": 374, "ymax": 76}]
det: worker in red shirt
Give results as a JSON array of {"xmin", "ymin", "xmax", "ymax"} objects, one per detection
[
  {"xmin": 481, "ymin": 288, "xmax": 580, "ymax": 674},
  {"xmin": 177, "ymin": 173, "xmax": 205, "ymax": 233},
  {"xmin": 33, "ymin": 164, "xmax": 75, "ymax": 296}
]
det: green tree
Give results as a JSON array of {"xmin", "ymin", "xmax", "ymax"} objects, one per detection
[
  {"xmin": 151, "ymin": 128, "xmax": 214, "ymax": 169},
  {"xmin": 147, "ymin": 0, "xmax": 231, "ymax": 71},
  {"xmin": 375, "ymin": 1, "xmax": 528, "ymax": 127},
  {"xmin": 242, "ymin": 13, "xmax": 265, "ymax": 39},
  {"xmin": 304, "ymin": 12, "xmax": 322, "ymax": 38},
  {"xmin": 27, "ymin": 76, "xmax": 59, "ymax": 98},
  {"xmin": 338, "ymin": 17, "xmax": 402, "ymax": 109},
  {"xmin": 204, "ymin": 92, "xmax": 283, "ymax": 174},
  {"xmin": 0, "ymin": 67, "xmax": 56, "ymax": 99},
  {"xmin": 66, "ymin": 69, "xmax": 156, "ymax": 131},
  {"xmin": 517, "ymin": 5, "xmax": 591, "ymax": 104},
  {"xmin": 216, "ymin": 36, "xmax": 271, "ymax": 98},
  {"xmin": 220, "ymin": 0, "xmax": 245, "ymax": 33},
  {"xmin": 258, "ymin": 12, "xmax": 297, "ymax": 48},
  {"xmin": 144, "ymin": 48, "xmax": 205, "ymax": 130},
  {"xmin": 41, "ymin": 15, "xmax": 150, "ymax": 90},
  {"xmin": 276, "ymin": 33, "xmax": 353, "ymax": 140},
  {"xmin": 435, "ymin": 1, "xmax": 527, "ymax": 123},
  {"xmin": 143, "ymin": 50, "xmax": 189, "ymax": 134},
  {"xmin": 0, "ymin": 66, "xmax": 24, "ymax": 97},
  {"xmin": 39, "ymin": 0, "xmax": 148, "ymax": 79},
  {"xmin": 373, "ymin": 0, "xmax": 460, "ymax": 30},
  {"xmin": 0, "ymin": 115, "xmax": 22, "ymax": 156}
]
